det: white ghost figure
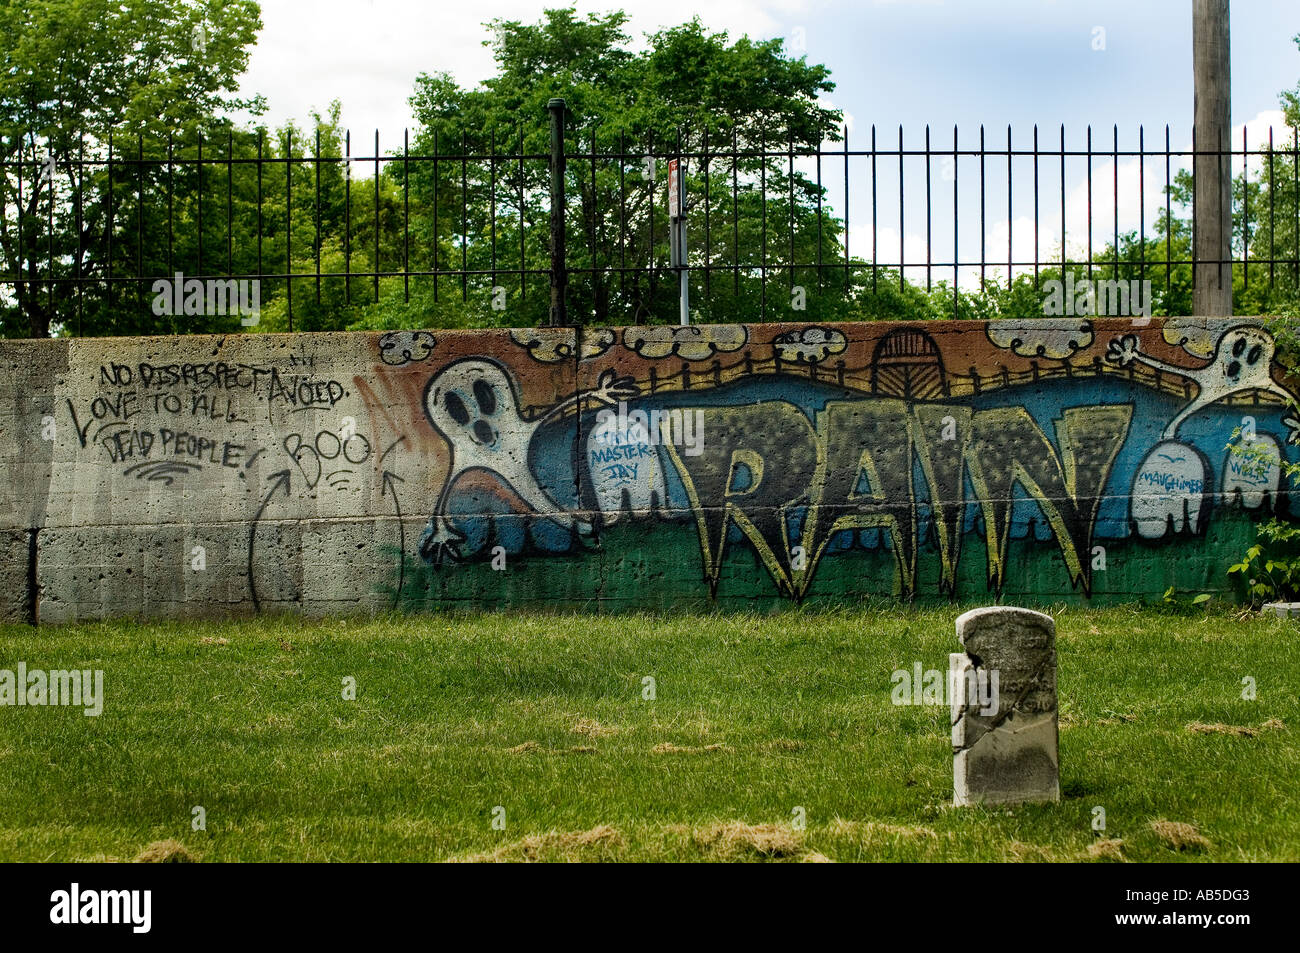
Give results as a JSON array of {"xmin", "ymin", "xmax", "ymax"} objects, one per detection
[
  {"xmin": 418, "ymin": 358, "xmax": 637, "ymax": 564},
  {"xmin": 1107, "ymin": 325, "xmax": 1296, "ymax": 439},
  {"xmin": 1131, "ymin": 440, "xmax": 1208, "ymax": 539},
  {"xmin": 1222, "ymin": 432, "xmax": 1283, "ymax": 509},
  {"xmin": 586, "ymin": 407, "xmax": 666, "ymax": 520}
]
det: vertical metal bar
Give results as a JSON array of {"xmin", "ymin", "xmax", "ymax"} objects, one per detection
[
  {"xmin": 648, "ymin": 130, "xmax": 656, "ymax": 315},
  {"xmin": 590, "ymin": 124, "xmax": 598, "ymax": 318},
  {"xmin": 461, "ymin": 130, "xmax": 468, "ymax": 302},
  {"xmin": 1237, "ymin": 126, "xmax": 1248, "ymax": 289},
  {"xmin": 1166, "ymin": 126, "xmax": 1172, "ymax": 300},
  {"xmin": 519, "ymin": 128, "xmax": 526, "ymax": 302},
  {"xmin": 703, "ymin": 127, "xmax": 711, "ymax": 308},
  {"xmin": 676, "ymin": 125, "xmax": 686, "ymax": 326},
  {"xmin": 548, "ymin": 98, "xmax": 567, "ymax": 326},
  {"xmin": 1112, "ymin": 124, "xmax": 1119, "ymax": 280},
  {"xmin": 979, "ymin": 125, "xmax": 985, "ymax": 288},
  {"xmin": 105, "ymin": 131, "xmax": 112, "ymax": 304},
  {"xmin": 404, "ymin": 129, "xmax": 410, "ymax": 304},
  {"xmin": 227, "ymin": 130, "xmax": 233, "ymax": 276},
  {"xmin": 1139, "ymin": 125, "xmax": 1145, "ymax": 285},
  {"xmin": 954, "ymin": 125, "xmax": 959, "ymax": 314},
  {"xmin": 197, "ymin": 132, "xmax": 203, "ymax": 278},
  {"xmin": 1086, "ymin": 125, "xmax": 1093, "ymax": 281},
  {"xmin": 1033, "ymin": 124, "xmax": 1039, "ymax": 290},
  {"xmin": 77, "ymin": 134, "xmax": 84, "ymax": 334},
  {"xmin": 815, "ymin": 130, "xmax": 822, "ymax": 297},
  {"xmin": 18, "ymin": 137, "xmax": 24, "ymax": 326},
  {"xmin": 1268, "ymin": 126, "xmax": 1275, "ymax": 288},
  {"xmin": 1007, "ymin": 124, "xmax": 1013, "ymax": 285},
  {"xmin": 374, "ymin": 129, "xmax": 380, "ymax": 305},
  {"xmin": 618, "ymin": 129, "xmax": 626, "ymax": 304},
  {"xmin": 257, "ymin": 131, "xmax": 263, "ymax": 297},
  {"xmin": 898, "ymin": 125, "xmax": 904, "ymax": 292},
  {"xmin": 1242, "ymin": 124, "xmax": 1249, "ymax": 290},
  {"xmin": 48, "ymin": 138, "xmax": 56, "ymax": 317},
  {"xmin": 344, "ymin": 129, "xmax": 351, "ymax": 304},
  {"xmin": 490, "ymin": 128, "xmax": 498, "ymax": 295},
  {"xmin": 925, "ymin": 124, "xmax": 932, "ymax": 292},
  {"xmin": 732, "ymin": 128, "xmax": 739, "ymax": 297},
  {"xmin": 788, "ymin": 131, "xmax": 795, "ymax": 293},
  {"xmin": 166, "ymin": 132, "xmax": 173, "ymax": 281},
  {"xmin": 1191, "ymin": 124, "xmax": 1197, "ymax": 295},
  {"xmin": 871, "ymin": 124, "xmax": 877, "ymax": 295},
  {"xmin": 287, "ymin": 130, "xmax": 293, "ymax": 329},
  {"xmin": 315, "ymin": 129, "xmax": 321, "ymax": 305},
  {"xmin": 760, "ymin": 125, "xmax": 767, "ymax": 318},
  {"xmin": 433, "ymin": 129, "xmax": 438, "ymax": 303},
  {"xmin": 1061, "ymin": 124, "xmax": 1067, "ymax": 282},
  {"xmin": 137, "ymin": 132, "xmax": 143, "ymax": 312}
]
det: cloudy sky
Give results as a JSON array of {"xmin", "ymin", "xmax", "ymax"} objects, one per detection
[{"xmin": 236, "ymin": 0, "xmax": 1300, "ymax": 286}]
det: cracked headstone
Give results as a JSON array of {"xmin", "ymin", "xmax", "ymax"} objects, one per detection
[{"xmin": 951, "ymin": 606, "xmax": 1059, "ymax": 807}]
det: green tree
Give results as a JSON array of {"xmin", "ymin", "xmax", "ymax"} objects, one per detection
[
  {"xmin": 373, "ymin": 7, "xmax": 846, "ymax": 330},
  {"xmin": 0, "ymin": 0, "xmax": 263, "ymax": 337}
]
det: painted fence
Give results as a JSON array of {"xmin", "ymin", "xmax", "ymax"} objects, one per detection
[{"xmin": 0, "ymin": 317, "xmax": 1294, "ymax": 622}]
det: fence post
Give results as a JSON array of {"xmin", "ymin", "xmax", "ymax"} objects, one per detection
[{"xmin": 548, "ymin": 98, "xmax": 568, "ymax": 327}]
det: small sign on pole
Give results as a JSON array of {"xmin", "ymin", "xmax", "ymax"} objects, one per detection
[
  {"xmin": 668, "ymin": 158, "xmax": 681, "ymax": 220},
  {"xmin": 668, "ymin": 158, "xmax": 689, "ymax": 325}
]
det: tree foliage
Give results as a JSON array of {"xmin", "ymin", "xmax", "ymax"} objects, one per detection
[{"xmin": 0, "ymin": 0, "xmax": 264, "ymax": 336}]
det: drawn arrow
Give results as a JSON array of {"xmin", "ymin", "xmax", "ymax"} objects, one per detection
[
  {"xmin": 247, "ymin": 470, "xmax": 291, "ymax": 613},
  {"xmin": 382, "ymin": 470, "xmax": 406, "ymax": 609}
]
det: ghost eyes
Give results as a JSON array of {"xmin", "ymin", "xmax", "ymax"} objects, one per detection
[
  {"xmin": 444, "ymin": 391, "xmax": 470, "ymax": 425},
  {"xmin": 1233, "ymin": 337, "xmax": 1247, "ymax": 357},
  {"xmin": 444, "ymin": 380, "xmax": 499, "ymax": 425},
  {"xmin": 473, "ymin": 379, "xmax": 497, "ymax": 415},
  {"xmin": 1247, "ymin": 344, "xmax": 1263, "ymax": 364}
]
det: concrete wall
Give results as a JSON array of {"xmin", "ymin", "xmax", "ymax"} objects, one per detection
[{"xmin": 1, "ymin": 318, "xmax": 1293, "ymax": 622}]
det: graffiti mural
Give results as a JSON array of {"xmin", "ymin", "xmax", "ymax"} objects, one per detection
[
  {"xmin": 3, "ymin": 317, "xmax": 1295, "ymax": 622},
  {"xmin": 384, "ymin": 318, "xmax": 1299, "ymax": 607}
]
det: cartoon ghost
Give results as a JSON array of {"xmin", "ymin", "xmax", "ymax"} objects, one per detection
[
  {"xmin": 1130, "ymin": 440, "xmax": 1209, "ymax": 538},
  {"xmin": 1109, "ymin": 324, "xmax": 1296, "ymax": 538},
  {"xmin": 1107, "ymin": 325, "xmax": 1295, "ymax": 439},
  {"xmin": 418, "ymin": 358, "xmax": 637, "ymax": 564}
]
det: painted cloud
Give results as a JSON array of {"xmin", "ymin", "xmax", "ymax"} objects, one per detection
[
  {"xmin": 510, "ymin": 327, "xmax": 615, "ymax": 363},
  {"xmin": 623, "ymin": 325, "xmax": 748, "ymax": 361},
  {"xmin": 773, "ymin": 326, "xmax": 848, "ymax": 364},
  {"xmin": 378, "ymin": 330, "xmax": 436, "ymax": 366},
  {"xmin": 986, "ymin": 319, "xmax": 1093, "ymax": 359},
  {"xmin": 1161, "ymin": 318, "xmax": 1221, "ymax": 358}
]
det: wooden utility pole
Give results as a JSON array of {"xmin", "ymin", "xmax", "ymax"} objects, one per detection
[{"xmin": 1193, "ymin": 0, "xmax": 1232, "ymax": 315}]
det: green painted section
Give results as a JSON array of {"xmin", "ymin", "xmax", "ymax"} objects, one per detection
[{"xmin": 388, "ymin": 504, "xmax": 1256, "ymax": 612}]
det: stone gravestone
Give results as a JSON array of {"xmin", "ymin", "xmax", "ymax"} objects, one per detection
[{"xmin": 951, "ymin": 606, "xmax": 1059, "ymax": 806}]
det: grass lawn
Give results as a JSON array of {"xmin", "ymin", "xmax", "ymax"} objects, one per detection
[{"xmin": 1, "ymin": 605, "xmax": 1297, "ymax": 862}]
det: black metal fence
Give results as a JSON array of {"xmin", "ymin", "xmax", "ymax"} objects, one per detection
[{"xmin": 3, "ymin": 104, "xmax": 1300, "ymax": 337}]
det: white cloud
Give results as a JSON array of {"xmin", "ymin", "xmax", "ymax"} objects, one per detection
[{"xmin": 1232, "ymin": 109, "xmax": 1291, "ymax": 178}]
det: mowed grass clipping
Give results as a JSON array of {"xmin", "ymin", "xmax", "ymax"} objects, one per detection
[{"xmin": 0, "ymin": 606, "xmax": 1297, "ymax": 862}]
